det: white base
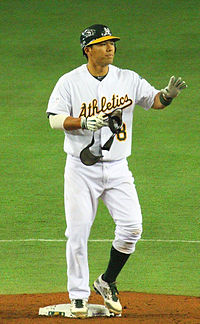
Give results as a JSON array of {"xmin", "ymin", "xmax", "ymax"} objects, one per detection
[{"xmin": 39, "ymin": 303, "xmax": 121, "ymax": 318}]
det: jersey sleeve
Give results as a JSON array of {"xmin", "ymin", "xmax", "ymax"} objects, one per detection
[
  {"xmin": 46, "ymin": 75, "xmax": 71, "ymax": 116},
  {"xmin": 134, "ymin": 74, "xmax": 159, "ymax": 110}
]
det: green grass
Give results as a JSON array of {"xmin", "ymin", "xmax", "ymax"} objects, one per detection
[
  {"xmin": 0, "ymin": 0, "xmax": 200, "ymax": 297},
  {"xmin": 1, "ymin": 240, "xmax": 199, "ymax": 296}
]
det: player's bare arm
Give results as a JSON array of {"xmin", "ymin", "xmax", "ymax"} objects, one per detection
[
  {"xmin": 151, "ymin": 92, "xmax": 165, "ymax": 109},
  {"xmin": 63, "ymin": 116, "xmax": 82, "ymax": 130}
]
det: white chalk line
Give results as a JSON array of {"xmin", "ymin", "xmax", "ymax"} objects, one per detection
[{"xmin": 0, "ymin": 238, "xmax": 199, "ymax": 243}]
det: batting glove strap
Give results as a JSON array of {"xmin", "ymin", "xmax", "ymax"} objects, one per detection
[
  {"xmin": 161, "ymin": 76, "xmax": 187, "ymax": 100},
  {"xmin": 159, "ymin": 93, "xmax": 173, "ymax": 106},
  {"xmin": 80, "ymin": 116, "xmax": 87, "ymax": 129}
]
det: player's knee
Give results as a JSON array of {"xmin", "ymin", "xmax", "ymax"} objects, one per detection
[
  {"xmin": 116, "ymin": 224, "xmax": 142, "ymax": 241},
  {"xmin": 113, "ymin": 226, "xmax": 142, "ymax": 254},
  {"xmin": 113, "ymin": 239, "xmax": 136, "ymax": 254}
]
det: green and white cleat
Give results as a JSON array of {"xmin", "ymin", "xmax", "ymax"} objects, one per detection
[
  {"xmin": 93, "ymin": 275, "xmax": 122, "ymax": 315},
  {"xmin": 70, "ymin": 299, "xmax": 88, "ymax": 318}
]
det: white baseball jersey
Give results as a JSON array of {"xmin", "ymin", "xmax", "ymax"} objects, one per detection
[{"xmin": 47, "ymin": 64, "xmax": 159, "ymax": 161}]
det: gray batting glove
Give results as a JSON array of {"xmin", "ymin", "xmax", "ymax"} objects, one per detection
[
  {"xmin": 161, "ymin": 76, "xmax": 187, "ymax": 99},
  {"xmin": 81, "ymin": 112, "xmax": 109, "ymax": 131}
]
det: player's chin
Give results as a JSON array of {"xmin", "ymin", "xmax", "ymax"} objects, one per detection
[{"xmin": 104, "ymin": 56, "xmax": 114, "ymax": 64}]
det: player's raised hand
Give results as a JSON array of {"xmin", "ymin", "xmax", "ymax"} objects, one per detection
[
  {"xmin": 81, "ymin": 112, "xmax": 109, "ymax": 131},
  {"xmin": 161, "ymin": 76, "xmax": 187, "ymax": 99}
]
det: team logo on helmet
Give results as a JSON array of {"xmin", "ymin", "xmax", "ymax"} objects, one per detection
[
  {"xmin": 81, "ymin": 28, "xmax": 96, "ymax": 48},
  {"xmin": 101, "ymin": 27, "xmax": 112, "ymax": 36},
  {"xmin": 81, "ymin": 28, "xmax": 96, "ymax": 38}
]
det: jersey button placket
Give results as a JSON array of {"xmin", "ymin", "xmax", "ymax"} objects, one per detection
[
  {"xmin": 98, "ymin": 83, "xmax": 106, "ymax": 156},
  {"xmin": 97, "ymin": 83, "xmax": 103, "ymax": 113}
]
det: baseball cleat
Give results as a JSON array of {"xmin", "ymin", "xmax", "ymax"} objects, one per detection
[
  {"xmin": 70, "ymin": 299, "xmax": 88, "ymax": 318},
  {"xmin": 93, "ymin": 274, "xmax": 122, "ymax": 315}
]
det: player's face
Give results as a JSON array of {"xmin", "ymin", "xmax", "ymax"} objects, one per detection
[{"xmin": 86, "ymin": 40, "xmax": 115, "ymax": 67}]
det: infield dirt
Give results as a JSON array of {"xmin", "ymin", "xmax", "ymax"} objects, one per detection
[{"xmin": 0, "ymin": 291, "xmax": 199, "ymax": 323}]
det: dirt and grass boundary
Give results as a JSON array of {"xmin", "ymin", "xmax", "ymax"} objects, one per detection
[{"xmin": 0, "ymin": 291, "xmax": 199, "ymax": 323}]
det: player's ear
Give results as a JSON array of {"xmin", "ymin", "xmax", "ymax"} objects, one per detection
[
  {"xmin": 86, "ymin": 45, "xmax": 94, "ymax": 54},
  {"xmin": 84, "ymin": 46, "xmax": 90, "ymax": 56},
  {"xmin": 82, "ymin": 47, "xmax": 88, "ymax": 60},
  {"xmin": 83, "ymin": 45, "xmax": 93, "ymax": 60}
]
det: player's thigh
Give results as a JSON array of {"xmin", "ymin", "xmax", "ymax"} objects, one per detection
[
  {"xmin": 64, "ymin": 157, "xmax": 100, "ymax": 226},
  {"xmin": 102, "ymin": 180, "xmax": 142, "ymax": 227}
]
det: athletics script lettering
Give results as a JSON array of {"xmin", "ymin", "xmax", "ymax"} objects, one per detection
[{"xmin": 79, "ymin": 94, "xmax": 133, "ymax": 118}]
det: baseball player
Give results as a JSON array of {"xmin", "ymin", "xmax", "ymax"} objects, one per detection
[{"xmin": 46, "ymin": 24, "xmax": 187, "ymax": 318}]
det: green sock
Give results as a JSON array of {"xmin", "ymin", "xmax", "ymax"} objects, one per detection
[{"xmin": 102, "ymin": 245, "xmax": 130, "ymax": 283}]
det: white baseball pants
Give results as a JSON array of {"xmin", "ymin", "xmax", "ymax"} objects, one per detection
[{"xmin": 64, "ymin": 155, "xmax": 142, "ymax": 300}]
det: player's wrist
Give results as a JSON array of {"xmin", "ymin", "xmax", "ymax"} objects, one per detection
[{"xmin": 159, "ymin": 92, "xmax": 173, "ymax": 106}]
